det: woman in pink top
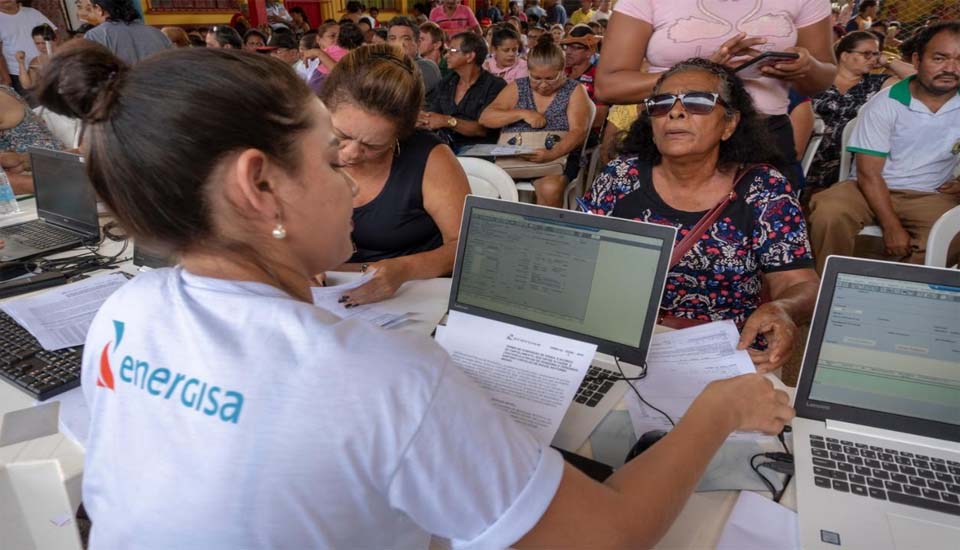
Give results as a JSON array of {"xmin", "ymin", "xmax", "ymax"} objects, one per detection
[
  {"xmin": 595, "ymin": 0, "xmax": 837, "ymax": 190},
  {"xmin": 483, "ymin": 25, "xmax": 528, "ymax": 82}
]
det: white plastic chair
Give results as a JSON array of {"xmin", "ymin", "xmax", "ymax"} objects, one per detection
[
  {"xmin": 925, "ymin": 205, "xmax": 960, "ymax": 268},
  {"xmin": 838, "ymin": 117, "xmax": 884, "ymax": 239},
  {"xmin": 514, "ymin": 99, "xmax": 597, "ymax": 209},
  {"xmin": 800, "ymin": 116, "xmax": 826, "ymax": 177},
  {"xmin": 457, "ymin": 157, "xmax": 519, "ymax": 202},
  {"xmin": 33, "ymin": 107, "xmax": 81, "ymax": 149}
]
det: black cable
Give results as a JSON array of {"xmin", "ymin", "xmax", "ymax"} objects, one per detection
[
  {"xmin": 614, "ymin": 356, "xmax": 675, "ymax": 428},
  {"xmin": 750, "ymin": 453, "xmax": 780, "ymax": 496}
]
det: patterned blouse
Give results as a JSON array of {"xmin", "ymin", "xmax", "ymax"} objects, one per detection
[
  {"xmin": 503, "ymin": 77, "xmax": 578, "ymax": 133},
  {"xmin": 0, "ymin": 86, "xmax": 63, "ymax": 153},
  {"xmin": 582, "ymin": 157, "xmax": 814, "ymax": 327},
  {"xmin": 806, "ymin": 74, "xmax": 890, "ymax": 189}
]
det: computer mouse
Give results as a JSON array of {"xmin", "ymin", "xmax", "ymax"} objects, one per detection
[{"xmin": 625, "ymin": 430, "xmax": 668, "ymax": 462}]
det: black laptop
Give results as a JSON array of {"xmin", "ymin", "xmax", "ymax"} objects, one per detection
[{"xmin": 0, "ymin": 148, "xmax": 100, "ymax": 265}]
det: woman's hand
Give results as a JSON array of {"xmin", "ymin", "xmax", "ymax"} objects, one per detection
[
  {"xmin": 760, "ymin": 46, "xmax": 813, "ymax": 81},
  {"xmin": 709, "ymin": 32, "xmax": 767, "ymax": 67},
  {"xmin": 523, "ymin": 110, "xmax": 547, "ymax": 129},
  {"xmin": 14, "ymin": 51, "xmax": 24, "ymax": 64},
  {"xmin": 698, "ymin": 374, "xmax": 794, "ymax": 435},
  {"xmin": 521, "ymin": 148, "xmax": 554, "ymax": 163},
  {"xmin": 339, "ymin": 260, "xmax": 408, "ymax": 306},
  {"xmin": 418, "ymin": 111, "xmax": 449, "ymax": 130},
  {"xmin": 737, "ymin": 302, "xmax": 799, "ymax": 373}
]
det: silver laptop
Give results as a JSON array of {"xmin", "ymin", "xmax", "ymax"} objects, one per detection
[
  {"xmin": 448, "ymin": 196, "xmax": 676, "ymax": 453},
  {"xmin": 794, "ymin": 256, "xmax": 960, "ymax": 549},
  {"xmin": 0, "ymin": 148, "xmax": 99, "ymax": 264}
]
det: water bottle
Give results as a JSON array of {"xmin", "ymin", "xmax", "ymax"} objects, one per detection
[{"xmin": 0, "ymin": 166, "xmax": 21, "ymax": 215}]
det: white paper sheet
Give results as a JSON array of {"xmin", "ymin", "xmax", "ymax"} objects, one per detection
[
  {"xmin": 716, "ymin": 491, "xmax": 800, "ymax": 550},
  {"xmin": 623, "ymin": 321, "xmax": 769, "ymax": 442},
  {"xmin": 0, "ymin": 274, "xmax": 127, "ymax": 350},
  {"xmin": 436, "ymin": 311, "xmax": 596, "ymax": 446},
  {"xmin": 456, "ymin": 144, "xmax": 537, "ymax": 157},
  {"xmin": 311, "ymin": 272, "xmax": 414, "ymax": 328}
]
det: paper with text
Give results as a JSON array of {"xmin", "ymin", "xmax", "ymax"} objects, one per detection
[
  {"xmin": 311, "ymin": 273, "xmax": 414, "ymax": 328},
  {"xmin": 0, "ymin": 274, "xmax": 127, "ymax": 350},
  {"xmin": 623, "ymin": 321, "xmax": 768, "ymax": 442},
  {"xmin": 436, "ymin": 311, "xmax": 596, "ymax": 445}
]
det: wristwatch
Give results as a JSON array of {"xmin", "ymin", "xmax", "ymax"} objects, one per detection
[{"xmin": 447, "ymin": 116, "xmax": 458, "ymax": 128}]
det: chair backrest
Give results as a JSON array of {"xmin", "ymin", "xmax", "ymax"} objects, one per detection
[
  {"xmin": 801, "ymin": 116, "xmax": 826, "ymax": 177},
  {"xmin": 925, "ymin": 205, "xmax": 960, "ymax": 268},
  {"xmin": 33, "ymin": 107, "xmax": 82, "ymax": 149},
  {"xmin": 838, "ymin": 116, "xmax": 858, "ymax": 182},
  {"xmin": 457, "ymin": 157, "xmax": 519, "ymax": 202}
]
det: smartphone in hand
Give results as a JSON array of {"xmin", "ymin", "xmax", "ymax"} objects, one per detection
[{"xmin": 734, "ymin": 51, "xmax": 800, "ymax": 79}]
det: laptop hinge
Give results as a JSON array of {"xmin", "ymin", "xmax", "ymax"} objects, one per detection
[{"xmin": 825, "ymin": 420, "xmax": 960, "ymax": 454}]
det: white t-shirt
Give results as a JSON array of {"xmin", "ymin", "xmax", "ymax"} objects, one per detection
[
  {"xmin": 81, "ymin": 267, "xmax": 563, "ymax": 549},
  {"xmin": 0, "ymin": 7, "xmax": 55, "ymax": 76},
  {"xmin": 848, "ymin": 77, "xmax": 960, "ymax": 192},
  {"xmin": 293, "ymin": 57, "xmax": 320, "ymax": 81}
]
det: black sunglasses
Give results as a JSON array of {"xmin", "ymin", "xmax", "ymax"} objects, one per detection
[{"xmin": 643, "ymin": 92, "xmax": 728, "ymax": 117}]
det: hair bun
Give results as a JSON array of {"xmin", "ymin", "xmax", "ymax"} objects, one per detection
[{"xmin": 35, "ymin": 41, "xmax": 128, "ymax": 123}]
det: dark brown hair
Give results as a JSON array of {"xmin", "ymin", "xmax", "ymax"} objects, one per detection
[
  {"xmin": 35, "ymin": 43, "xmax": 315, "ymax": 253},
  {"xmin": 320, "ymin": 44, "xmax": 423, "ymax": 138},
  {"xmin": 834, "ymin": 30, "xmax": 879, "ymax": 60}
]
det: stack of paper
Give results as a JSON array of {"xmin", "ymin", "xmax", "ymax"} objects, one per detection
[
  {"xmin": 0, "ymin": 274, "xmax": 127, "ymax": 350},
  {"xmin": 435, "ymin": 311, "xmax": 596, "ymax": 445}
]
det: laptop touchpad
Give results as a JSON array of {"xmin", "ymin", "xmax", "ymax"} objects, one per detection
[{"xmin": 887, "ymin": 512, "xmax": 960, "ymax": 550}]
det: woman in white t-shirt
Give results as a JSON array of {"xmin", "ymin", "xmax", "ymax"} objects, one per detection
[
  {"xmin": 596, "ymin": 0, "xmax": 838, "ymax": 190},
  {"xmin": 36, "ymin": 42, "xmax": 793, "ymax": 549}
]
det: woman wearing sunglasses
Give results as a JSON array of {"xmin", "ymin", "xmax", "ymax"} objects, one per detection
[
  {"xmin": 584, "ymin": 59, "xmax": 820, "ymax": 375},
  {"xmin": 596, "ymin": 0, "xmax": 838, "ymax": 193},
  {"xmin": 805, "ymin": 31, "xmax": 914, "ymax": 191},
  {"xmin": 479, "ymin": 40, "xmax": 592, "ymax": 206}
]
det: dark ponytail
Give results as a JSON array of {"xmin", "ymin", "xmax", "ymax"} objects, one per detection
[{"xmin": 35, "ymin": 43, "xmax": 316, "ymax": 253}]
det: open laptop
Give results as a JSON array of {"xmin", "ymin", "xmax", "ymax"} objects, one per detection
[
  {"xmin": 449, "ymin": 196, "xmax": 676, "ymax": 453},
  {"xmin": 132, "ymin": 241, "xmax": 175, "ymax": 271},
  {"xmin": 0, "ymin": 148, "xmax": 99, "ymax": 264},
  {"xmin": 793, "ymin": 256, "xmax": 960, "ymax": 549}
]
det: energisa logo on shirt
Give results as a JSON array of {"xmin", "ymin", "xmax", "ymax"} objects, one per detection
[{"xmin": 97, "ymin": 320, "xmax": 244, "ymax": 424}]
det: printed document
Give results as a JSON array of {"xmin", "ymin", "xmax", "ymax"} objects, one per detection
[
  {"xmin": 311, "ymin": 272, "xmax": 413, "ymax": 329},
  {"xmin": 436, "ymin": 311, "xmax": 596, "ymax": 445},
  {"xmin": 0, "ymin": 274, "xmax": 127, "ymax": 350},
  {"xmin": 623, "ymin": 321, "xmax": 764, "ymax": 441}
]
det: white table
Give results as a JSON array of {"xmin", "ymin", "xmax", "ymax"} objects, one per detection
[{"xmin": 1, "ymin": 199, "xmax": 795, "ymax": 546}]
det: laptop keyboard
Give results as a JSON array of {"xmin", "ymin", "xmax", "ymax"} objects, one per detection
[
  {"xmin": 0, "ymin": 311, "xmax": 82, "ymax": 401},
  {"xmin": 574, "ymin": 365, "xmax": 619, "ymax": 407},
  {"xmin": 0, "ymin": 221, "xmax": 81, "ymax": 249},
  {"xmin": 809, "ymin": 434, "xmax": 960, "ymax": 517}
]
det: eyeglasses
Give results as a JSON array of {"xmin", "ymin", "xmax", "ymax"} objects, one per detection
[
  {"xmin": 507, "ymin": 133, "xmax": 563, "ymax": 149},
  {"xmin": 447, "ymin": 47, "xmax": 461, "ymax": 54},
  {"xmin": 643, "ymin": 92, "xmax": 728, "ymax": 117},
  {"xmin": 561, "ymin": 44, "xmax": 589, "ymax": 51},
  {"xmin": 850, "ymin": 50, "xmax": 881, "ymax": 59},
  {"xmin": 529, "ymin": 72, "xmax": 564, "ymax": 84}
]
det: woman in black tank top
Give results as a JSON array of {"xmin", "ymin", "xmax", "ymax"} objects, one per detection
[{"xmin": 319, "ymin": 45, "xmax": 471, "ymax": 306}]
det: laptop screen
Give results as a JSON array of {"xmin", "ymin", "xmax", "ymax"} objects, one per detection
[
  {"xmin": 30, "ymin": 148, "xmax": 99, "ymax": 235},
  {"xmin": 449, "ymin": 198, "xmax": 674, "ymax": 363},
  {"xmin": 808, "ymin": 273, "xmax": 960, "ymax": 427}
]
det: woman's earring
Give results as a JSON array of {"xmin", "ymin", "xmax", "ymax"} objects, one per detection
[
  {"xmin": 272, "ymin": 211, "xmax": 287, "ymax": 239},
  {"xmin": 394, "ymin": 138, "xmax": 401, "ymax": 157}
]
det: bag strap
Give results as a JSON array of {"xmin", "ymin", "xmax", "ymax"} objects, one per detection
[{"xmin": 668, "ymin": 164, "xmax": 766, "ymax": 268}]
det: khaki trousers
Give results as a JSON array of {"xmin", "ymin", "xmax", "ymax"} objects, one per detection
[{"xmin": 808, "ymin": 180, "xmax": 960, "ymax": 273}]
